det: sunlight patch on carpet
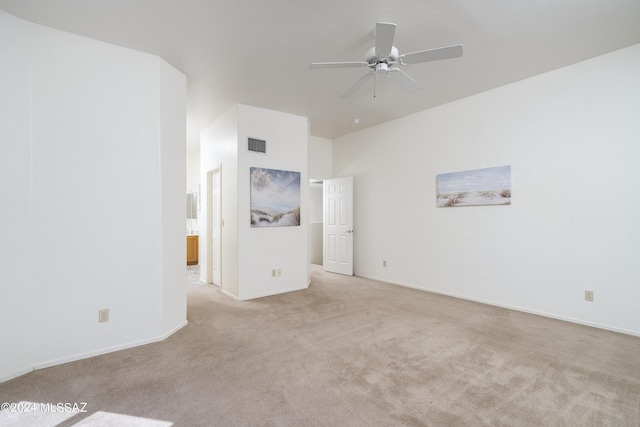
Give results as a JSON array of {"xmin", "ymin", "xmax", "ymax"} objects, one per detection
[
  {"xmin": 74, "ymin": 411, "xmax": 173, "ymax": 426},
  {"xmin": 0, "ymin": 401, "xmax": 78, "ymax": 426}
]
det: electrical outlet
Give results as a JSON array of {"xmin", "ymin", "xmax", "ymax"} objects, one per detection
[
  {"xmin": 98, "ymin": 309, "xmax": 109, "ymax": 323},
  {"xmin": 277, "ymin": 269, "xmax": 282, "ymax": 276},
  {"xmin": 272, "ymin": 269, "xmax": 276, "ymax": 277},
  {"xmin": 585, "ymin": 290, "xmax": 594, "ymax": 302},
  {"xmin": 383, "ymin": 260, "xmax": 387, "ymax": 267}
]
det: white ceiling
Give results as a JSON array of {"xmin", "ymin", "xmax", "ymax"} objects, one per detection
[{"xmin": 2, "ymin": 1, "xmax": 640, "ymax": 152}]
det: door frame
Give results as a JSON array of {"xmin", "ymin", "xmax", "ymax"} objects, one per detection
[
  {"xmin": 323, "ymin": 176, "xmax": 354, "ymax": 276},
  {"xmin": 206, "ymin": 166, "xmax": 222, "ymax": 288}
]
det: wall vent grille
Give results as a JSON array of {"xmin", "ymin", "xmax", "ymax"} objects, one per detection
[{"xmin": 248, "ymin": 137, "xmax": 266, "ymax": 154}]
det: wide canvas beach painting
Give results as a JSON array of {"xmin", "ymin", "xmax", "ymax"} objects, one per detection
[
  {"xmin": 437, "ymin": 165, "xmax": 511, "ymax": 207},
  {"xmin": 250, "ymin": 167, "xmax": 301, "ymax": 227}
]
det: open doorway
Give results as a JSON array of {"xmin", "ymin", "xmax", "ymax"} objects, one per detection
[
  {"xmin": 309, "ymin": 180, "xmax": 324, "ymax": 266},
  {"xmin": 309, "ymin": 177, "xmax": 354, "ymax": 275},
  {"xmin": 207, "ymin": 167, "xmax": 222, "ymax": 287},
  {"xmin": 322, "ymin": 177, "xmax": 354, "ymax": 276}
]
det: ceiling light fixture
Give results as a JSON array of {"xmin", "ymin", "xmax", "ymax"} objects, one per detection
[{"xmin": 352, "ymin": 118, "xmax": 360, "ymax": 124}]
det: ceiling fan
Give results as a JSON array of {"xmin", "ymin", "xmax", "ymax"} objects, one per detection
[{"xmin": 310, "ymin": 22, "xmax": 463, "ymax": 98}]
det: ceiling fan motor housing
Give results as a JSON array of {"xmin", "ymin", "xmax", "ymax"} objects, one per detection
[{"xmin": 366, "ymin": 46, "xmax": 399, "ymax": 67}]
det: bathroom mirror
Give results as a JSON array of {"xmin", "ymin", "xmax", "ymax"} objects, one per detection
[{"xmin": 186, "ymin": 192, "xmax": 198, "ymax": 219}]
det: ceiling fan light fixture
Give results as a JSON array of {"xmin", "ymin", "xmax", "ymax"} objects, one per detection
[{"xmin": 375, "ymin": 63, "xmax": 389, "ymax": 73}]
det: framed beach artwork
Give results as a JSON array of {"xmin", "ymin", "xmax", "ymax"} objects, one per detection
[
  {"xmin": 250, "ymin": 167, "xmax": 301, "ymax": 227},
  {"xmin": 437, "ymin": 165, "xmax": 511, "ymax": 207}
]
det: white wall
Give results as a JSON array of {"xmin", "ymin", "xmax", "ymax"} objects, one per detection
[
  {"xmin": 200, "ymin": 104, "xmax": 309, "ymax": 299},
  {"xmin": 160, "ymin": 61, "xmax": 188, "ymax": 334},
  {"xmin": 186, "ymin": 148, "xmax": 201, "ymax": 194},
  {"xmin": 237, "ymin": 105, "xmax": 309, "ymax": 299},
  {"xmin": 0, "ymin": 11, "xmax": 187, "ymax": 382},
  {"xmin": 0, "ymin": 11, "xmax": 34, "ymax": 382},
  {"xmin": 200, "ymin": 105, "xmax": 239, "ymax": 297},
  {"xmin": 186, "ymin": 148, "xmax": 201, "ymax": 235},
  {"xmin": 333, "ymin": 44, "xmax": 640, "ymax": 336},
  {"xmin": 309, "ymin": 136, "xmax": 332, "ymax": 180}
]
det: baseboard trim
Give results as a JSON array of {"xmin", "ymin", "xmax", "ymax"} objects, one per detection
[
  {"xmin": 357, "ymin": 274, "xmax": 640, "ymax": 338},
  {"xmin": 239, "ymin": 285, "xmax": 309, "ymax": 301},
  {"xmin": 33, "ymin": 320, "xmax": 189, "ymax": 372},
  {"xmin": 162, "ymin": 320, "xmax": 188, "ymax": 340},
  {"xmin": 221, "ymin": 289, "xmax": 240, "ymax": 301},
  {"xmin": 0, "ymin": 365, "xmax": 35, "ymax": 384}
]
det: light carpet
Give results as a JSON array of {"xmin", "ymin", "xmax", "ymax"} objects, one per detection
[{"xmin": 1, "ymin": 265, "xmax": 639, "ymax": 426}]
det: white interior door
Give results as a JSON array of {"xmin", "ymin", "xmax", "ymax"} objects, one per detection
[
  {"xmin": 210, "ymin": 169, "xmax": 221, "ymax": 286},
  {"xmin": 324, "ymin": 177, "xmax": 353, "ymax": 275}
]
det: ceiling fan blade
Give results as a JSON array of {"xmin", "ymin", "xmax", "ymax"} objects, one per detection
[
  {"xmin": 340, "ymin": 72, "xmax": 374, "ymax": 99},
  {"xmin": 389, "ymin": 69, "xmax": 421, "ymax": 93},
  {"xmin": 375, "ymin": 22, "xmax": 396, "ymax": 57},
  {"xmin": 310, "ymin": 61, "xmax": 369, "ymax": 69},
  {"xmin": 399, "ymin": 44, "xmax": 463, "ymax": 65}
]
